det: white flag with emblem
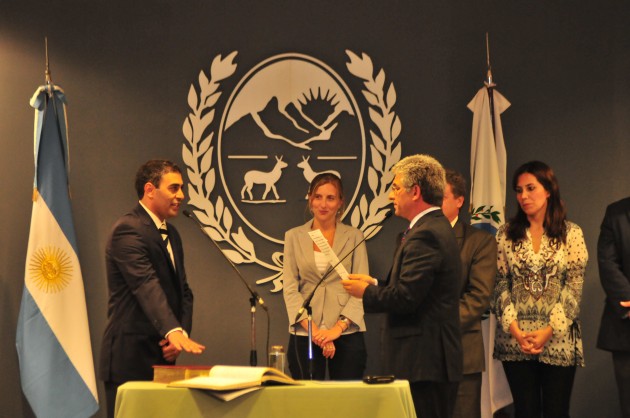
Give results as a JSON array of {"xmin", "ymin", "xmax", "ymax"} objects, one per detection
[{"xmin": 468, "ymin": 86, "xmax": 513, "ymax": 416}]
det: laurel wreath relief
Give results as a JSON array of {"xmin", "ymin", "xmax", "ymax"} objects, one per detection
[{"xmin": 182, "ymin": 50, "xmax": 401, "ymax": 292}]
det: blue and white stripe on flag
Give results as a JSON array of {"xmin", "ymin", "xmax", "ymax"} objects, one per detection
[
  {"xmin": 468, "ymin": 86, "xmax": 513, "ymax": 417},
  {"xmin": 16, "ymin": 84, "xmax": 98, "ymax": 418}
]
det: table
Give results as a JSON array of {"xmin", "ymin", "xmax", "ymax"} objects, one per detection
[{"xmin": 115, "ymin": 380, "xmax": 417, "ymax": 418}]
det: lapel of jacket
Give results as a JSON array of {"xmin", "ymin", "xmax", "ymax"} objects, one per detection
[
  {"xmin": 136, "ymin": 204, "xmax": 178, "ymax": 276},
  {"xmin": 298, "ymin": 221, "xmax": 318, "ymax": 277},
  {"xmin": 331, "ymin": 223, "xmax": 350, "ymax": 260},
  {"xmin": 453, "ymin": 219, "xmax": 466, "ymax": 251},
  {"xmin": 389, "ymin": 209, "xmax": 442, "ymax": 283}
]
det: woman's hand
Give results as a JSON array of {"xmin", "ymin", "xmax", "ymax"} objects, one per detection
[
  {"xmin": 300, "ymin": 320, "xmax": 327, "ymax": 348},
  {"xmin": 322, "ymin": 341, "xmax": 336, "ymax": 359},
  {"xmin": 509, "ymin": 321, "xmax": 534, "ymax": 354},
  {"xmin": 523, "ymin": 326, "xmax": 553, "ymax": 354},
  {"xmin": 313, "ymin": 327, "xmax": 343, "ymax": 346}
]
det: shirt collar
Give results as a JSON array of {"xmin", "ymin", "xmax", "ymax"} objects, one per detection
[
  {"xmin": 409, "ymin": 206, "xmax": 441, "ymax": 229},
  {"xmin": 139, "ymin": 201, "xmax": 165, "ymax": 229}
]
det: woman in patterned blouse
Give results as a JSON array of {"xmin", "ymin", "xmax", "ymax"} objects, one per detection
[{"xmin": 493, "ymin": 161, "xmax": 588, "ymax": 418}]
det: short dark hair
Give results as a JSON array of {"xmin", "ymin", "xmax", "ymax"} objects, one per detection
[
  {"xmin": 134, "ymin": 160, "xmax": 181, "ymax": 199},
  {"xmin": 506, "ymin": 160, "xmax": 567, "ymax": 244},
  {"xmin": 445, "ymin": 169, "xmax": 467, "ymax": 200}
]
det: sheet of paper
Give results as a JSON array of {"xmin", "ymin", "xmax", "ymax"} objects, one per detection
[{"xmin": 308, "ymin": 229, "xmax": 349, "ymax": 280}]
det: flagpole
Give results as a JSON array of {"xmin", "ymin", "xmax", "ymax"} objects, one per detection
[
  {"xmin": 45, "ymin": 37, "xmax": 52, "ymax": 86},
  {"xmin": 42, "ymin": 38, "xmax": 71, "ymax": 189},
  {"xmin": 484, "ymin": 32, "xmax": 496, "ymax": 140}
]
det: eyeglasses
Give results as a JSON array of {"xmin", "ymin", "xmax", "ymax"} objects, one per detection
[{"xmin": 390, "ymin": 184, "xmax": 408, "ymax": 195}]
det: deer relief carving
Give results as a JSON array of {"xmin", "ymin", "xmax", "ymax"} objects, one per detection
[
  {"xmin": 296, "ymin": 156, "xmax": 342, "ymax": 199},
  {"xmin": 241, "ymin": 156, "xmax": 288, "ymax": 201},
  {"xmin": 297, "ymin": 155, "xmax": 341, "ymax": 183}
]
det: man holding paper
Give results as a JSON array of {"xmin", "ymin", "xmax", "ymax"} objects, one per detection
[
  {"xmin": 343, "ymin": 154, "xmax": 462, "ymax": 418},
  {"xmin": 282, "ymin": 173, "xmax": 369, "ymax": 380}
]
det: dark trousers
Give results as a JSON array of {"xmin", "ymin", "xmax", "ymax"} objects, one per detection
[
  {"xmin": 452, "ymin": 372, "xmax": 482, "ymax": 418},
  {"xmin": 503, "ymin": 360, "xmax": 576, "ymax": 418},
  {"xmin": 104, "ymin": 381, "xmax": 120, "ymax": 418},
  {"xmin": 612, "ymin": 351, "xmax": 630, "ymax": 418},
  {"xmin": 409, "ymin": 380, "xmax": 459, "ymax": 418},
  {"xmin": 287, "ymin": 332, "xmax": 366, "ymax": 380}
]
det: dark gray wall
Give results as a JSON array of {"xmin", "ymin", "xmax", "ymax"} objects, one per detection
[{"xmin": 1, "ymin": 1, "xmax": 628, "ymax": 417}]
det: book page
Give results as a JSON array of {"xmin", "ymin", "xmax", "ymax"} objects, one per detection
[
  {"xmin": 209, "ymin": 366, "xmax": 268, "ymax": 381},
  {"xmin": 168, "ymin": 366, "xmax": 299, "ymax": 391},
  {"xmin": 308, "ymin": 229, "xmax": 349, "ymax": 280}
]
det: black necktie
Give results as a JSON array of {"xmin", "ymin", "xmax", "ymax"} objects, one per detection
[{"xmin": 159, "ymin": 223, "xmax": 175, "ymax": 268}]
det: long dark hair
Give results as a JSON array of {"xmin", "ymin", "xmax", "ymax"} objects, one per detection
[{"xmin": 506, "ymin": 161, "xmax": 567, "ymax": 245}]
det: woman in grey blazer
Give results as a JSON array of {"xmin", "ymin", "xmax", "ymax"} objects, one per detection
[{"xmin": 282, "ymin": 173, "xmax": 369, "ymax": 380}]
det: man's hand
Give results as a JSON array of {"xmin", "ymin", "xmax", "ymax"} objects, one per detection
[
  {"xmin": 163, "ymin": 331, "xmax": 205, "ymax": 361},
  {"xmin": 159, "ymin": 339, "xmax": 180, "ymax": 362},
  {"xmin": 342, "ymin": 275, "xmax": 371, "ymax": 298},
  {"xmin": 348, "ymin": 273, "xmax": 376, "ymax": 284}
]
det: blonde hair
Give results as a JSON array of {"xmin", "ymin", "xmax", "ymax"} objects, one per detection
[{"xmin": 307, "ymin": 173, "xmax": 345, "ymax": 220}]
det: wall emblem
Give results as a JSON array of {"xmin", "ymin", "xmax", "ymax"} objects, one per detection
[{"xmin": 182, "ymin": 51, "xmax": 402, "ymax": 292}]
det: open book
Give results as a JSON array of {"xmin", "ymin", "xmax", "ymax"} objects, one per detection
[
  {"xmin": 168, "ymin": 365, "xmax": 300, "ymax": 398},
  {"xmin": 152, "ymin": 365, "xmax": 212, "ymax": 383}
]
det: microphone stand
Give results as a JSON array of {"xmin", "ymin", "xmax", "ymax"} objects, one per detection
[
  {"xmin": 294, "ymin": 211, "xmax": 391, "ymax": 379},
  {"xmin": 183, "ymin": 209, "xmax": 269, "ymax": 367},
  {"xmin": 307, "ymin": 306, "xmax": 313, "ymax": 380}
]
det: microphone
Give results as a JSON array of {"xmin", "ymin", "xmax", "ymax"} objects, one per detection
[
  {"xmin": 294, "ymin": 210, "xmax": 392, "ymax": 323},
  {"xmin": 182, "ymin": 209, "xmax": 268, "ymax": 311}
]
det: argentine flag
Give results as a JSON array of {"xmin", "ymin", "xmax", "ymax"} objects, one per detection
[
  {"xmin": 16, "ymin": 84, "xmax": 98, "ymax": 417},
  {"xmin": 468, "ymin": 86, "xmax": 513, "ymax": 417}
]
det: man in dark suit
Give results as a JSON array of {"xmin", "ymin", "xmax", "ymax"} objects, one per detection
[
  {"xmin": 344, "ymin": 154, "xmax": 463, "ymax": 418},
  {"xmin": 597, "ymin": 196, "xmax": 630, "ymax": 418},
  {"xmin": 442, "ymin": 169, "xmax": 496, "ymax": 418},
  {"xmin": 99, "ymin": 160, "xmax": 205, "ymax": 418}
]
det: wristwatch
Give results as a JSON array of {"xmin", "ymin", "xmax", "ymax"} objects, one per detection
[{"xmin": 339, "ymin": 315, "xmax": 351, "ymax": 329}]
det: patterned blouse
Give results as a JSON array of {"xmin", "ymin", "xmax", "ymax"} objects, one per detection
[{"xmin": 493, "ymin": 221, "xmax": 588, "ymax": 367}]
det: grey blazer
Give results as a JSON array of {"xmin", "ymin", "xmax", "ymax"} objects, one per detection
[{"xmin": 282, "ymin": 220, "xmax": 369, "ymax": 333}]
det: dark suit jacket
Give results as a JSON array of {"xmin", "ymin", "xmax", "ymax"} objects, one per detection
[
  {"xmin": 454, "ymin": 219, "xmax": 497, "ymax": 375},
  {"xmin": 363, "ymin": 210, "xmax": 463, "ymax": 382},
  {"xmin": 597, "ymin": 197, "xmax": 630, "ymax": 352},
  {"xmin": 99, "ymin": 204, "xmax": 193, "ymax": 384}
]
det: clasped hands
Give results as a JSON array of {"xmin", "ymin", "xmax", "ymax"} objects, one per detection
[
  {"xmin": 160, "ymin": 331, "xmax": 206, "ymax": 362},
  {"xmin": 509, "ymin": 321, "xmax": 553, "ymax": 355},
  {"xmin": 301, "ymin": 320, "xmax": 341, "ymax": 359}
]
